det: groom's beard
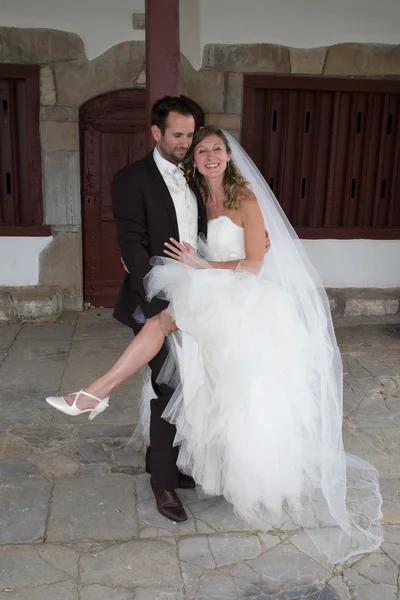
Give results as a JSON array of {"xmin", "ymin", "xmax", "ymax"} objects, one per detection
[{"xmin": 158, "ymin": 140, "xmax": 190, "ymax": 166}]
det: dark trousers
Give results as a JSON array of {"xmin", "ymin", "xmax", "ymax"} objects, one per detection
[{"xmin": 132, "ymin": 321, "xmax": 179, "ymax": 490}]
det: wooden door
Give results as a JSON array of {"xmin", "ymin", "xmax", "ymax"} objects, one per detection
[
  {"xmin": 242, "ymin": 76, "xmax": 400, "ymax": 239},
  {"xmin": 80, "ymin": 89, "xmax": 146, "ymax": 307}
]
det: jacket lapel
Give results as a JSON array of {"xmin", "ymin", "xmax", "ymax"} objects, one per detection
[{"xmin": 145, "ymin": 153, "xmax": 180, "ymax": 240}]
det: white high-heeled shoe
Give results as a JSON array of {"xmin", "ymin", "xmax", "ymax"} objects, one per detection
[{"xmin": 46, "ymin": 389, "xmax": 109, "ymax": 420}]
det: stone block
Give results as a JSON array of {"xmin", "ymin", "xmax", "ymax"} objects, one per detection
[
  {"xmin": 246, "ymin": 542, "xmax": 330, "ymax": 584},
  {"xmin": 0, "ymin": 27, "xmax": 85, "ymax": 63},
  {"xmin": 0, "ymin": 544, "xmax": 78, "ymax": 588},
  {"xmin": 325, "ymin": 43, "xmax": 400, "ymax": 76},
  {"xmin": 43, "ymin": 151, "xmax": 81, "ymax": 226},
  {"xmin": 290, "ymin": 47, "xmax": 327, "ymax": 74},
  {"xmin": 203, "ymin": 43, "xmax": 290, "ymax": 73},
  {"xmin": 0, "ymin": 582, "xmax": 78, "ymax": 600},
  {"xmin": 208, "ymin": 533, "xmax": 261, "ymax": 567},
  {"xmin": 136, "ymin": 69, "xmax": 146, "ymax": 86},
  {"xmin": 39, "ymin": 231, "xmax": 83, "ymax": 310},
  {"xmin": 181, "ymin": 55, "xmax": 225, "ymax": 113},
  {"xmin": 41, "ymin": 106, "xmax": 79, "ymax": 122},
  {"xmin": 226, "ymin": 72, "xmax": 244, "ymax": 114},
  {"xmin": 179, "ymin": 536, "xmax": 215, "ymax": 568},
  {"xmin": 0, "ymin": 478, "xmax": 52, "ymax": 543},
  {"xmin": 80, "ymin": 540, "xmax": 181, "ymax": 587},
  {"xmin": 2, "ymin": 286, "xmax": 63, "ymax": 323},
  {"xmin": 55, "ymin": 41, "xmax": 144, "ymax": 107},
  {"xmin": 46, "ymin": 475, "xmax": 138, "ymax": 541},
  {"xmin": 28, "ymin": 452, "xmax": 80, "ymax": 476},
  {"xmin": 0, "ymin": 458, "xmax": 36, "ymax": 477},
  {"xmin": 352, "ymin": 585, "xmax": 397, "ymax": 600},
  {"xmin": 40, "ymin": 66, "xmax": 56, "ymax": 106},
  {"xmin": 204, "ymin": 113, "xmax": 241, "ymax": 130},
  {"xmin": 0, "ymin": 390, "xmax": 53, "ymax": 427},
  {"xmin": 80, "ymin": 441, "xmax": 107, "ymax": 462},
  {"xmin": 41, "ymin": 122, "xmax": 79, "ymax": 152},
  {"xmin": 114, "ymin": 447, "xmax": 143, "ymax": 468}
]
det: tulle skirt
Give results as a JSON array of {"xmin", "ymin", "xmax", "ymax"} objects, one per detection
[{"xmin": 134, "ymin": 258, "xmax": 382, "ymax": 564}]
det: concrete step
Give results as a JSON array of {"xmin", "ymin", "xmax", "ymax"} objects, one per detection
[
  {"xmin": 0, "ymin": 286, "xmax": 63, "ymax": 322},
  {"xmin": 329, "ymin": 288, "xmax": 400, "ymax": 323}
]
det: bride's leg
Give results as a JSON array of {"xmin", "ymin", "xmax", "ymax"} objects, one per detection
[{"xmin": 65, "ymin": 315, "xmax": 166, "ymax": 409}]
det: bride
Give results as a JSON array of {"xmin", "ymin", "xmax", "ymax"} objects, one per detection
[{"xmin": 46, "ymin": 126, "xmax": 382, "ymax": 563}]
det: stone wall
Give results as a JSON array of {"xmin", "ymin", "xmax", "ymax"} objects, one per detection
[
  {"xmin": 1, "ymin": 27, "xmax": 145, "ymax": 310},
  {"xmin": 2, "ymin": 27, "xmax": 400, "ymax": 309}
]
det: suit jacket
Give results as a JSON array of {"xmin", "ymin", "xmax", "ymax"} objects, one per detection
[{"xmin": 112, "ymin": 151, "xmax": 208, "ymax": 328}]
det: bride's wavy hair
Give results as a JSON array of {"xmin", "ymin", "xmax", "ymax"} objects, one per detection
[{"xmin": 183, "ymin": 126, "xmax": 250, "ymax": 210}]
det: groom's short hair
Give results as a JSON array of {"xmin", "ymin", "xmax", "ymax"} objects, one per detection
[{"xmin": 151, "ymin": 96, "xmax": 195, "ymax": 134}]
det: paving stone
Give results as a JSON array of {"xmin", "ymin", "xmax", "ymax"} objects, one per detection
[
  {"xmin": 28, "ymin": 452, "xmax": 80, "ymax": 476},
  {"xmin": 80, "ymin": 441, "xmax": 107, "ymax": 462},
  {"xmin": 187, "ymin": 496, "xmax": 251, "ymax": 532},
  {"xmin": 352, "ymin": 552, "xmax": 398, "ymax": 585},
  {"xmin": 352, "ymin": 584, "xmax": 397, "ymax": 599},
  {"xmin": 179, "ymin": 536, "xmax": 215, "ymax": 568},
  {"xmin": 0, "ymin": 582, "xmax": 78, "ymax": 600},
  {"xmin": 246, "ymin": 542, "xmax": 330, "ymax": 585},
  {"xmin": 208, "ymin": 533, "xmax": 261, "ymax": 566},
  {"xmin": 0, "ymin": 339, "xmax": 70, "ymax": 390},
  {"xmin": 80, "ymin": 585, "xmax": 136, "ymax": 600},
  {"xmin": 193, "ymin": 572, "xmax": 238, "ymax": 600},
  {"xmin": 114, "ymin": 447, "xmax": 143, "ymax": 468},
  {"xmin": 0, "ymin": 582, "xmax": 79, "ymax": 600},
  {"xmin": 80, "ymin": 424, "xmax": 134, "ymax": 439},
  {"xmin": 0, "ymin": 458, "xmax": 36, "ymax": 476},
  {"xmin": 0, "ymin": 390, "xmax": 55, "ymax": 425},
  {"xmin": 0, "ymin": 324, "xmax": 21, "ymax": 352},
  {"xmin": 80, "ymin": 540, "xmax": 181, "ymax": 587},
  {"xmin": 0, "ymin": 544, "xmax": 78, "ymax": 588},
  {"xmin": 18, "ymin": 323, "xmax": 75, "ymax": 341},
  {"xmin": 258, "ymin": 533, "xmax": 282, "ymax": 551},
  {"xmin": 330, "ymin": 585, "xmax": 351, "ymax": 600},
  {"xmin": 10, "ymin": 425, "xmax": 78, "ymax": 451},
  {"xmin": 0, "ymin": 478, "xmax": 52, "ymax": 543},
  {"xmin": 46, "ymin": 475, "xmax": 137, "ymax": 541},
  {"xmin": 79, "ymin": 464, "xmax": 110, "ymax": 476},
  {"xmin": 135, "ymin": 588, "xmax": 184, "ymax": 600}
]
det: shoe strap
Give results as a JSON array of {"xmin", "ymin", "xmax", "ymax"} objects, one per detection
[{"xmin": 75, "ymin": 389, "xmax": 108, "ymax": 407}]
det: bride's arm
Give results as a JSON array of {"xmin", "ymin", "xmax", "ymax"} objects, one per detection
[{"xmin": 208, "ymin": 193, "xmax": 265, "ymax": 271}]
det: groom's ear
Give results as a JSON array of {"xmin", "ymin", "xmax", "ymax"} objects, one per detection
[{"xmin": 151, "ymin": 125, "xmax": 161, "ymax": 143}]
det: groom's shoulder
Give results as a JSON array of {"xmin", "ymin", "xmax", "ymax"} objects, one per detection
[{"xmin": 115, "ymin": 152, "xmax": 153, "ymax": 180}]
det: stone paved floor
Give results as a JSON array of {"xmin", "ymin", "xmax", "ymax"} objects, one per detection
[{"xmin": 0, "ymin": 309, "xmax": 400, "ymax": 600}]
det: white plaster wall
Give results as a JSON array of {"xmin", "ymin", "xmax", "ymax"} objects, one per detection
[
  {"xmin": 303, "ymin": 240, "xmax": 400, "ymax": 288},
  {"xmin": 200, "ymin": 0, "xmax": 400, "ymax": 57},
  {"xmin": 0, "ymin": 237, "xmax": 53, "ymax": 286},
  {"xmin": 0, "ymin": 0, "xmax": 145, "ymax": 60}
]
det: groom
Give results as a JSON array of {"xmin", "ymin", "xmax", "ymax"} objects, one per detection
[{"xmin": 112, "ymin": 96, "xmax": 207, "ymax": 522}]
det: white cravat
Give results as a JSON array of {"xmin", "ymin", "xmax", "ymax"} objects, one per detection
[{"xmin": 153, "ymin": 147, "xmax": 198, "ymax": 248}]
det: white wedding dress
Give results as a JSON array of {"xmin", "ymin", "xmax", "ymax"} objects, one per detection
[{"xmin": 136, "ymin": 214, "xmax": 382, "ymax": 563}]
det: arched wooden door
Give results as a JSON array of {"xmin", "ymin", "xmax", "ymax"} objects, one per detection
[
  {"xmin": 80, "ymin": 90, "xmax": 204, "ymax": 307},
  {"xmin": 80, "ymin": 89, "xmax": 147, "ymax": 307}
]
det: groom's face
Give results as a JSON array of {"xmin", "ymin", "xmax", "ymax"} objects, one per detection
[{"xmin": 152, "ymin": 111, "xmax": 195, "ymax": 165}]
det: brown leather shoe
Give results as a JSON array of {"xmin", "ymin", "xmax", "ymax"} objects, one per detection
[
  {"xmin": 150, "ymin": 476, "xmax": 187, "ymax": 522},
  {"xmin": 145, "ymin": 448, "xmax": 196, "ymax": 489}
]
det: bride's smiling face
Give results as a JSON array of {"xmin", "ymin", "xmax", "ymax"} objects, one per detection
[{"xmin": 193, "ymin": 134, "xmax": 231, "ymax": 179}]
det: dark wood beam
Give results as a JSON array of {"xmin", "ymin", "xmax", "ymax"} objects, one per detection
[{"xmin": 145, "ymin": 0, "xmax": 181, "ymax": 150}]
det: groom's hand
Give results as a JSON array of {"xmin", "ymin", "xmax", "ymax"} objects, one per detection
[{"xmin": 159, "ymin": 309, "xmax": 177, "ymax": 336}]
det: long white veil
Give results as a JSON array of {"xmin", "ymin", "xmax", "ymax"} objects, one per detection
[{"xmin": 223, "ymin": 131, "xmax": 382, "ymax": 563}]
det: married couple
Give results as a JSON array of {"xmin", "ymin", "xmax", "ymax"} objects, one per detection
[{"xmin": 47, "ymin": 96, "xmax": 382, "ymax": 564}]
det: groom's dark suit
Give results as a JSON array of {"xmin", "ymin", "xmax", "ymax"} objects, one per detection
[{"xmin": 112, "ymin": 151, "xmax": 207, "ymax": 490}]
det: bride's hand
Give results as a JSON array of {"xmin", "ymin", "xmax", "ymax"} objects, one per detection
[{"xmin": 164, "ymin": 239, "xmax": 210, "ymax": 269}]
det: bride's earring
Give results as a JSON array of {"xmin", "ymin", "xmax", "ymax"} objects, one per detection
[
  {"xmin": 227, "ymin": 161, "xmax": 231, "ymax": 174},
  {"xmin": 192, "ymin": 166, "xmax": 197, "ymax": 178}
]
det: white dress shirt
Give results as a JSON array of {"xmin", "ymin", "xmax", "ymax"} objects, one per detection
[{"xmin": 153, "ymin": 147, "xmax": 198, "ymax": 248}]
